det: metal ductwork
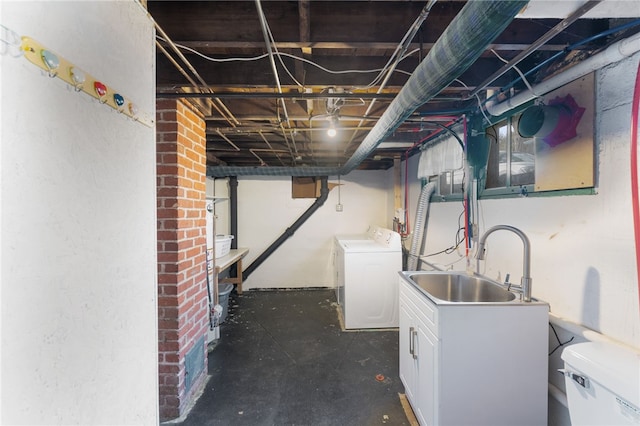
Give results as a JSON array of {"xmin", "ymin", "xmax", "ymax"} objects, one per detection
[{"xmin": 207, "ymin": 0, "xmax": 529, "ymax": 178}]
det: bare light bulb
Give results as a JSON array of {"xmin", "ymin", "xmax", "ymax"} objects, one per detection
[{"xmin": 327, "ymin": 127, "xmax": 337, "ymax": 138}]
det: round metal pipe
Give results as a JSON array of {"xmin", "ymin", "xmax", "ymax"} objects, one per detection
[{"xmin": 488, "ymin": 31, "xmax": 640, "ymax": 117}]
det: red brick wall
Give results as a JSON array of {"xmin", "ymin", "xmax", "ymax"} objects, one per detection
[{"xmin": 156, "ymin": 99, "xmax": 209, "ymax": 421}]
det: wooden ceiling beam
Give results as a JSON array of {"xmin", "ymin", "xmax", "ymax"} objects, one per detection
[{"xmin": 164, "ymin": 40, "xmax": 572, "ymax": 53}]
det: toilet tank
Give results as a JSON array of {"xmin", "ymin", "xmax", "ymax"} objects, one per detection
[{"xmin": 561, "ymin": 341, "xmax": 640, "ymax": 425}]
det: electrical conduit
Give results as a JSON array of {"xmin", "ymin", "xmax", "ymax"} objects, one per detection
[
  {"xmin": 399, "ymin": 116, "xmax": 461, "ymax": 239},
  {"xmin": 343, "ymin": 0, "xmax": 438, "ymax": 154},
  {"xmin": 208, "ymin": 0, "xmax": 528, "ymax": 178}
]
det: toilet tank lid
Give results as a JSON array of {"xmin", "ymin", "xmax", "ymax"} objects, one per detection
[{"xmin": 561, "ymin": 341, "xmax": 640, "ymax": 407}]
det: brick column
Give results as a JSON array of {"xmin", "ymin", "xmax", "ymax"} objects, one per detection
[{"xmin": 156, "ymin": 99, "xmax": 209, "ymax": 421}]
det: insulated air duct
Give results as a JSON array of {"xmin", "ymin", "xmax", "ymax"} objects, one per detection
[{"xmin": 208, "ymin": 0, "xmax": 528, "ymax": 178}]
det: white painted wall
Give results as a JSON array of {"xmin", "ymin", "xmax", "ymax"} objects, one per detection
[
  {"xmin": 410, "ymin": 53, "xmax": 640, "ymax": 349},
  {"xmin": 0, "ymin": 2, "xmax": 158, "ymax": 424},
  {"xmin": 213, "ymin": 171, "xmax": 392, "ymax": 290},
  {"xmin": 404, "ymin": 52, "xmax": 640, "ymax": 425}
]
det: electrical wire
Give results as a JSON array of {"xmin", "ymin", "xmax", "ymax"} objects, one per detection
[
  {"xmin": 263, "ymin": 14, "xmax": 304, "ymax": 88},
  {"xmin": 351, "ymin": 16, "xmax": 426, "ymax": 91},
  {"xmin": 490, "ymin": 49, "xmax": 536, "ymax": 94},
  {"xmin": 157, "ymin": 36, "xmax": 414, "ymax": 79},
  {"xmin": 156, "ymin": 37, "xmax": 270, "ymax": 62},
  {"xmin": 549, "ymin": 322, "xmax": 575, "ymax": 356},
  {"xmin": 482, "ymin": 19, "xmax": 640, "ymax": 110},
  {"xmin": 156, "ymin": 3, "xmax": 430, "ymax": 93},
  {"xmin": 454, "ymin": 78, "xmax": 492, "ymax": 125},
  {"xmin": 423, "ymin": 209, "xmax": 467, "ymax": 257}
]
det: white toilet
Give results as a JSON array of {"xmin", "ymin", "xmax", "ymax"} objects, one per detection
[{"xmin": 561, "ymin": 341, "xmax": 640, "ymax": 425}]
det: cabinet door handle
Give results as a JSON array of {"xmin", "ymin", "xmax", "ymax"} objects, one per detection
[
  {"xmin": 409, "ymin": 327, "xmax": 418, "ymax": 359},
  {"xmin": 409, "ymin": 326, "xmax": 415, "ymax": 357}
]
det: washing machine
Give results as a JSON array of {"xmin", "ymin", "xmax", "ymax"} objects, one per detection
[
  {"xmin": 334, "ymin": 227, "xmax": 402, "ymax": 329},
  {"xmin": 333, "ymin": 226, "xmax": 377, "ymax": 302}
]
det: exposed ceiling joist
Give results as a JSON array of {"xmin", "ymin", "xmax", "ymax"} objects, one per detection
[{"xmin": 148, "ymin": 0, "xmax": 640, "ymax": 172}]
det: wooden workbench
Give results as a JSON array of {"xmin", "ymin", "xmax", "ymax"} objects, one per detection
[{"xmin": 215, "ymin": 248, "xmax": 249, "ymax": 295}]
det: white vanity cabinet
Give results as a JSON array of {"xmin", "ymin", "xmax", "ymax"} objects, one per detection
[
  {"xmin": 399, "ymin": 276, "xmax": 549, "ymax": 426},
  {"xmin": 399, "ymin": 281, "xmax": 437, "ymax": 425}
]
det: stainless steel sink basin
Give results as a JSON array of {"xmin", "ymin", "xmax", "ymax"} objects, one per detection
[{"xmin": 406, "ymin": 271, "xmax": 516, "ymax": 303}]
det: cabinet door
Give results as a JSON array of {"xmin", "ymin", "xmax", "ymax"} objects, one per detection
[
  {"xmin": 399, "ymin": 300, "xmax": 417, "ymax": 403},
  {"xmin": 415, "ymin": 320, "xmax": 437, "ymax": 426}
]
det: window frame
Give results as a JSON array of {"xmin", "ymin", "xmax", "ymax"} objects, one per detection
[{"xmin": 429, "ymin": 100, "xmax": 596, "ymax": 203}]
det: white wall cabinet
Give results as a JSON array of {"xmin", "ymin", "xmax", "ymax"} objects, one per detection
[{"xmin": 399, "ymin": 276, "xmax": 549, "ymax": 425}]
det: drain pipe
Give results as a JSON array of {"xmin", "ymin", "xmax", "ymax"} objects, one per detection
[
  {"xmin": 208, "ymin": 0, "xmax": 528, "ymax": 178},
  {"xmin": 242, "ymin": 177, "xmax": 329, "ymax": 280},
  {"xmin": 229, "ymin": 176, "xmax": 238, "ymax": 249},
  {"xmin": 228, "ymin": 176, "xmax": 239, "ymax": 279},
  {"xmin": 487, "ymin": 31, "xmax": 640, "ymax": 117}
]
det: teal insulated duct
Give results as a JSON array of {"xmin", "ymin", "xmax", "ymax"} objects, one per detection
[{"xmin": 208, "ymin": 0, "xmax": 529, "ymax": 178}]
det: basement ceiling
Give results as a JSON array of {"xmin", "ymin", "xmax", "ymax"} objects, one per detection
[{"xmin": 149, "ymin": 1, "xmax": 640, "ymax": 173}]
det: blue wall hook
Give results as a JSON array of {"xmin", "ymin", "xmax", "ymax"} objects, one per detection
[{"xmin": 114, "ymin": 93, "xmax": 125, "ymax": 108}]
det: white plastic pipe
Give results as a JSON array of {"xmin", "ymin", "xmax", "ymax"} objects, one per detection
[
  {"xmin": 487, "ymin": 32, "xmax": 640, "ymax": 117},
  {"xmin": 548, "ymin": 382, "xmax": 568, "ymax": 408},
  {"xmin": 549, "ymin": 312, "xmax": 639, "ymax": 348}
]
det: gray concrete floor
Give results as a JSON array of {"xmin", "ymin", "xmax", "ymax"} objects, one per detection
[{"xmin": 180, "ymin": 289, "xmax": 410, "ymax": 426}]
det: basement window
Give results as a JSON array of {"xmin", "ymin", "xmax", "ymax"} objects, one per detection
[
  {"xmin": 481, "ymin": 75, "xmax": 596, "ymax": 198},
  {"xmin": 484, "ymin": 115, "xmax": 536, "ymax": 193},
  {"xmin": 426, "ymin": 75, "xmax": 596, "ymax": 202},
  {"xmin": 437, "ymin": 169, "xmax": 465, "ymax": 196}
]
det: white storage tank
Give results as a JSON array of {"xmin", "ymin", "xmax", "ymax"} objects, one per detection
[{"xmin": 561, "ymin": 341, "xmax": 640, "ymax": 425}]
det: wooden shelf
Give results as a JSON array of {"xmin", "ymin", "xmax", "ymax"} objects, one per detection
[{"xmin": 215, "ymin": 248, "xmax": 249, "ymax": 294}]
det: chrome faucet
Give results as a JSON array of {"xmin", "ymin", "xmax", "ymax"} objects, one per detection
[{"xmin": 476, "ymin": 225, "xmax": 533, "ymax": 302}]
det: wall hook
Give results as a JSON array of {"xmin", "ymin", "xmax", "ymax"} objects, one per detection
[
  {"xmin": 41, "ymin": 49, "xmax": 59, "ymax": 77},
  {"xmin": 19, "ymin": 35, "xmax": 153, "ymax": 127},
  {"xmin": 94, "ymin": 81, "xmax": 108, "ymax": 103},
  {"xmin": 113, "ymin": 93, "xmax": 125, "ymax": 112},
  {"xmin": 69, "ymin": 67, "xmax": 85, "ymax": 92}
]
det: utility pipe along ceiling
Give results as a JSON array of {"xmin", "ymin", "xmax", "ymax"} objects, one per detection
[{"xmin": 149, "ymin": 0, "xmax": 640, "ymax": 177}]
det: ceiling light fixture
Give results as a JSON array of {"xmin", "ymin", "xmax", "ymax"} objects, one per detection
[{"xmin": 327, "ymin": 116, "xmax": 339, "ymax": 138}]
